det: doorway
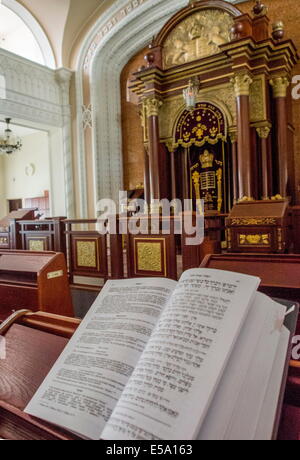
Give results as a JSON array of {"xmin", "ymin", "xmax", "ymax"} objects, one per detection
[{"xmin": 8, "ymin": 199, "xmax": 22, "ymax": 212}]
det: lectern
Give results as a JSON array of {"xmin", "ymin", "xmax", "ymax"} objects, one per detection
[{"xmin": 0, "ymin": 250, "xmax": 73, "ymax": 319}]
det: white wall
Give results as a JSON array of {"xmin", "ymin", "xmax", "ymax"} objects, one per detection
[
  {"xmin": 0, "ymin": 156, "xmax": 6, "ymax": 217},
  {"xmin": 48, "ymin": 127, "xmax": 67, "ymax": 216},
  {"xmin": 0, "ymin": 131, "xmax": 50, "ymax": 217}
]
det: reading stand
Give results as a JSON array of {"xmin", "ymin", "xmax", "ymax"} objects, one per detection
[{"xmin": 0, "ymin": 305, "xmax": 298, "ymax": 441}]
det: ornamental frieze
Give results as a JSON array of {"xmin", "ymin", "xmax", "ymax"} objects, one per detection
[{"xmin": 230, "ymin": 218, "xmax": 277, "ymax": 226}]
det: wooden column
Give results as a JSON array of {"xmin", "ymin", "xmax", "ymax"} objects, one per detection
[
  {"xmin": 144, "ymin": 147, "xmax": 150, "ymax": 206},
  {"xmin": 229, "ymin": 131, "xmax": 238, "ymax": 204},
  {"xmin": 231, "ymin": 71, "xmax": 254, "ymax": 200},
  {"xmin": 270, "ymin": 76, "xmax": 290, "ymax": 197},
  {"xmin": 166, "ymin": 143, "xmax": 177, "ymax": 201},
  {"xmin": 256, "ymin": 126, "xmax": 271, "ymax": 200},
  {"xmin": 144, "ymin": 97, "xmax": 163, "ymax": 211}
]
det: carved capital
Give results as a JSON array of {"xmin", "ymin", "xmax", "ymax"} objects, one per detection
[
  {"xmin": 256, "ymin": 126, "xmax": 271, "ymax": 139},
  {"xmin": 229, "ymin": 131, "xmax": 237, "ymax": 143},
  {"xmin": 269, "ymin": 76, "xmax": 290, "ymax": 98},
  {"xmin": 144, "ymin": 97, "xmax": 163, "ymax": 118},
  {"xmin": 231, "ymin": 71, "xmax": 253, "ymax": 97}
]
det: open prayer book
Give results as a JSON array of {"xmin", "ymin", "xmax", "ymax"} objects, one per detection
[{"xmin": 25, "ymin": 268, "xmax": 293, "ymax": 440}]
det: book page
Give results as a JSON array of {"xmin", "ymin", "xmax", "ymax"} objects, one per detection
[
  {"xmin": 25, "ymin": 278, "xmax": 176, "ymax": 439},
  {"xmin": 253, "ymin": 325, "xmax": 290, "ymax": 440},
  {"xmin": 224, "ymin": 298, "xmax": 286, "ymax": 440},
  {"xmin": 101, "ymin": 268, "xmax": 260, "ymax": 440},
  {"xmin": 198, "ymin": 294, "xmax": 286, "ymax": 440}
]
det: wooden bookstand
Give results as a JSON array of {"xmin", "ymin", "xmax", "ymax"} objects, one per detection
[
  {"xmin": 0, "ymin": 305, "xmax": 297, "ymax": 440},
  {"xmin": 0, "ymin": 250, "xmax": 73, "ymax": 320},
  {"xmin": 0, "ymin": 209, "xmax": 36, "ymax": 250},
  {"xmin": 0, "ymin": 312, "xmax": 80, "ymax": 440},
  {"xmin": 226, "ymin": 200, "xmax": 289, "ymax": 253}
]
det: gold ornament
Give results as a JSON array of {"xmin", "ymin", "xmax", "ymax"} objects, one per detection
[
  {"xmin": 231, "ymin": 72, "xmax": 253, "ymax": 97},
  {"xmin": 270, "ymin": 76, "xmax": 290, "ymax": 98},
  {"xmin": 144, "ymin": 97, "xmax": 163, "ymax": 118},
  {"xmin": 256, "ymin": 126, "xmax": 271, "ymax": 139}
]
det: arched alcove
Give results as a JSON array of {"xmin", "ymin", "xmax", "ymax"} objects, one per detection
[{"xmin": 75, "ymin": 0, "xmax": 247, "ymax": 216}]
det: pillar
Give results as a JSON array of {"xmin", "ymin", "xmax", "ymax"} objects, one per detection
[
  {"xmin": 231, "ymin": 71, "xmax": 254, "ymax": 200},
  {"xmin": 270, "ymin": 76, "xmax": 290, "ymax": 197},
  {"xmin": 229, "ymin": 131, "xmax": 238, "ymax": 204},
  {"xmin": 256, "ymin": 126, "xmax": 271, "ymax": 200},
  {"xmin": 144, "ymin": 97, "xmax": 163, "ymax": 211}
]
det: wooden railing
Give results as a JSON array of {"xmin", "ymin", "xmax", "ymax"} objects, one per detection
[
  {"xmin": 4, "ymin": 213, "xmax": 228, "ymax": 288},
  {"xmin": 11, "ymin": 217, "xmax": 66, "ymax": 254}
]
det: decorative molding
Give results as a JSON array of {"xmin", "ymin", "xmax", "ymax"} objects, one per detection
[
  {"xmin": 85, "ymin": 0, "xmax": 188, "ymax": 211},
  {"xmin": 230, "ymin": 217, "xmax": 276, "ymax": 226},
  {"xmin": 0, "ymin": 49, "xmax": 62, "ymax": 126},
  {"xmin": 82, "ymin": 104, "xmax": 93, "ymax": 130},
  {"xmin": 270, "ymin": 76, "xmax": 290, "ymax": 98},
  {"xmin": 231, "ymin": 71, "xmax": 253, "ymax": 97},
  {"xmin": 55, "ymin": 67, "xmax": 75, "ymax": 218}
]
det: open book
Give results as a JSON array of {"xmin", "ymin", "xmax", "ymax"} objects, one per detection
[{"xmin": 25, "ymin": 268, "xmax": 293, "ymax": 440}]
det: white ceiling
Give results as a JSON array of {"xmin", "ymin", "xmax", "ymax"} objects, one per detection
[{"xmin": 0, "ymin": 121, "xmax": 39, "ymax": 137}]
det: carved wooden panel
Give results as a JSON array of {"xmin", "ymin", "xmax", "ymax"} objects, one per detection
[
  {"xmin": 163, "ymin": 9, "xmax": 234, "ymax": 69},
  {"xmin": 127, "ymin": 234, "xmax": 177, "ymax": 280},
  {"xmin": 28, "ymin": 238, "xmax": 47, "ymax": 252},
  {"xmin": 70, "ymin": 235, "xmax": 108, "ymax": 279}
]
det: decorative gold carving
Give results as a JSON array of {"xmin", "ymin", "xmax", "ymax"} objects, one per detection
[
  {"xmin": 227, "ymin": 229, "xmax": 232, "ymax": 250},
  {"xmin": 229, "ymin": 131, "xmax": 237, "ymax": 143},
  {"xmin": 29, "ymin": 239, "xmax": 45, "ymax": 251},
  {"xmin": 137, "ymin": 241, "xmax": 162, "ymax": 273},
  {"xmin": 231, "ymin": 217, "xmax": 277, "ymax": 226},
  {"xmin": 216, "ymin": 168, "xmax": 223, "ymax": 213},
  {"xmin": 0, "ymin": 237, "xmax": 8, "ymax": 245},
  {"xmin": 270, "ymin": 76, "xmax": 290, "ymax": 98},
  {"xmin": 163, "ymin": 9, "xmax": 234, "ymax": 69},
  {"xmin": 238, "ymin": 196, "xmax": 255, "ymax": 203},
  {"xmin": 256, "ymin": 126, "xmax": 271, "ymax": 139},
  {"xmin": 239, "ymin": 234, "xmax": 270, "ymax": 246},
  {"xmin": 231, "ymin": 71, "xmax": 253, "ymax": 97},
  {"xmin": 76, "ymin": 240, "xmax": 97, "ymax": 268},
  {"xmin": 250, "ymin": 77, "xmax": 266, "ymax": 121},
  {"xmin": 200, "ymin": 150, "xmax": 214, "ymax": 168},
  {"xmin": 144, "ymin": 97, "xmax": 163, "ymax": 118},
  {"xmin": 159, "ymin": 84, "xmax": 236, "ymax": 140},
  {"xmin": 192, "ymin": 171, "xmax": 203, "ymax": 214},
  {"xmin": 165, "ymin": 139, "xmax": 175, "ymax": 153},
  {"xmin": 271, "ymin": 194, "xmax": 284, "ymax": 200}
]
